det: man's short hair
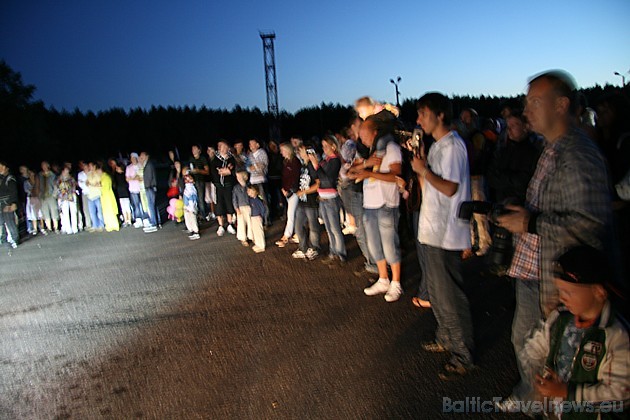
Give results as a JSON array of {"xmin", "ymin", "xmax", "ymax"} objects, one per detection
[
  {"xmin": 529, "ymin": 70, "xmax": 578, "ymax": 116},
  {"xmin": 417, "ymin": 92, "xmax": 453, "ymax": 126}
]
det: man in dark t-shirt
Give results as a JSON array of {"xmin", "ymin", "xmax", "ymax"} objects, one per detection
[{"xmin": 189, "ymin": 144, "xmax": 210, "ymax": 219}]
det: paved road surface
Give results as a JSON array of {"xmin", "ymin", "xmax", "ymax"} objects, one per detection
[{"xmin": 1, "ymin": 219, "xmax": 524, "ymax": 419}]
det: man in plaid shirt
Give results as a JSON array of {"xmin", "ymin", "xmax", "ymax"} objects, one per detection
[{"xmin": 495, "ymin": 70, "xmax": 616, "ymax": 412}]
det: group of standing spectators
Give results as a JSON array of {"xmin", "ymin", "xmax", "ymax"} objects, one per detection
[
  {"xmin": 1, "ymin": 69, "xmax": 629, "ymax": 415},
  {"xmin": 1, "ymin": 152, "xmax": 161, "ymax": 244}
]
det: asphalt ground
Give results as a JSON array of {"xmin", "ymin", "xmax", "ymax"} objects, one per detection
[{"xmin": 0, "ymin": 216, "xmax": 527, "ymax": 419}]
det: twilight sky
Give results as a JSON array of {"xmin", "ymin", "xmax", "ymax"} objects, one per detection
[{"xmin": 1, "ymin": 0, "xmax": 629, "ymax": 113}]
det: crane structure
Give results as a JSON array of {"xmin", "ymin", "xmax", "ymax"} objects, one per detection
[{"xmin": 260, "ymin": 32, "xmax": 281, "ymax": 141}]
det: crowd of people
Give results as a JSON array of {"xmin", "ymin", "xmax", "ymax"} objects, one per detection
[{"xmin": 1, "ymin": 70, "xmax": 629, "ymax": 415}]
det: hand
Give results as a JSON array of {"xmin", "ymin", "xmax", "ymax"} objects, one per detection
[
  {"xmin": 349, "ymin": 168, "xmax": 368, "ymax": 182},
  {"xmin": 534, "ymin": 371, "xmax": 568, "ymax": 399},
  {"xmin": 281, "ymin": 188, "xmax": 287, "ymax": 197},
  {"xmin": 365, "ymin": 154, "xmax": 382, "ymax": 168},
  {"xmin": 395, "ymin": 176, "xmax": 406, "ymax": 192},
  {"xmin": 496, "ymin": 204, "xmax": 530, "ymax": 234},
  {"xmin": 296, "ymin": 191, "xmax": 305, "ymax": 198},
  {"xmin": 411, "ymin": 156, "xmax": 427, "ymax": 175}
]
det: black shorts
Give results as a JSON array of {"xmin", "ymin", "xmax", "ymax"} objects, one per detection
[{"xmin": 214, "ymin": 185, "xmax": 235, "ymax": 216}]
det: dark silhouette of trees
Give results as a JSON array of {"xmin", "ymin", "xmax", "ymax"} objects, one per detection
[{"xmin": 2, "ymin": 61, "xmax": 627, "ymax": 171}]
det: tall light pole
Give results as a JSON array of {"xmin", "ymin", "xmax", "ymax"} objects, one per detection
[
  {"xmin": 614, "ymin": 71, "xmax": 626, "ymax": 87},
  {"xmin": 390, "ymin": 76, "xmax": 401, "ymax": 107}
]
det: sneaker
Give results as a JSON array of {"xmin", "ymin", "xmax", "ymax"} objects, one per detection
[
  {"xmin": 292, "ymin": 249, "xmax": 307, "ymax": 259},
  {"xmin": 305, "ymin": 248, "xmax": 318, "ymax": 260},
  {"xmin": 142, "ymin": 219, "xmax": 151, "ymax": 228},
  {"xmin": 252, "ymin": 245, "xmax": 265, "ymax": 253},
  {"xmin": 189, "ymin": 233, "xmax": 200, "ymax": 240},
  {"xmin": 133, "ymin": 220, "xmax": 143, "ymax": 228},
  {"xmin": 41, "ymin": 229, "xmax": 49, "ymax": 236},
  {"xmin": 227, "ymin": 224, "xmax": 236, "ymax": 235},
  {"xmin": 342, "ymin": 225, "xmax": 357, "ymax": 235},
  {"xmin": 143, "ymin": 225, "xmax": 157, "ymax": 233},
  {"xmin": 217, "ymin": 226, "xmax": 225, "ymax": 236},
  {"xmin": 289, "ymin": 234, "xmax": 299, "ymax": 244},
  {"xmin": 10, "ymin": 242, "xmax": 18, "ymax": 249},
  {"xmin": 384, "ymin": 281, "xmax": 403, "ymax": 302},
  {"xmin": 364, "ymin": 278, "xmax": 390, "ymax": 296}
]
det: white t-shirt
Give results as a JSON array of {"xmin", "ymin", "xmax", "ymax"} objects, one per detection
[
  {"xmin": 126, "ymin": 164, "xmax": 141, "ymax": 194},
  {"xmin": 363, "ymin": 141, "xmax": 402, "ymax": 209},
  {"xmin": 418, "ymin": 131, "xmax": 471, "ymax": 250}
]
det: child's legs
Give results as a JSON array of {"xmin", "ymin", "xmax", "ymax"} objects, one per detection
[
  {"xmin": 251, "ymin": 215, "xmax": 265, "ymax": 249},
  {"xmin": 241, "ymin": 206, "xmax": 253, "ymax": 240},
  {"xmin": 184, "ymin": 210, "xmax": 198, "ymax": 233}
]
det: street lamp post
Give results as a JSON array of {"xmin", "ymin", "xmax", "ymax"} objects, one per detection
[
  {"xmin": 389, "ymin": 76, "xmax": 401, "ymax": 107},
  {"xmin": 614, "ymin": 71, "xmax": 626, "ymax": 87}
]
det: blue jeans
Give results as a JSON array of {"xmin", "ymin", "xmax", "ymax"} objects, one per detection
[
  {"xmin": 349, "ymin": 190, "xmax": 377, "ymax": 271},
  {"xmin": 283, "ymin": 193, "xmax": 299, "ymax": 238},
  {"xmin": 145, "ymin": 187, "xmax": 157, "ymax": 227},
  {"xmin": 511, "ymin": 279, "xmax": 542, "ymax": 401},
  {"xmin": 412, "ymin": 210, "xmax": 429, "ymax": 301},
  {"xmin": 363, "ymin": 206, "xmax": 400, "ymax": 264},
  {"xmin": 422, "ymin": 244, "xmax": 474, "ymax": 368},
  {"xmin": 295, "ymin": 205, "xmax": 320, "ymax": 252},
  {"xmin": 319, "ymin": 197, "xmax": 346, "ymax": 259},
  {"xmin": 88, "ymin": 198, "xmax": 104, "ymax": 229},
  {"xmin": 0, "ymin": 209, "xmax": 19, "ymax": 246},
  {"xmin": 130, "ymin": 193, "xmax": 145, "ymax": 221}
]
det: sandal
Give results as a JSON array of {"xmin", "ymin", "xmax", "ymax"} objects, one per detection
[
  {"xmin": 275, "ymin": 237, "xmax": 288, "ymax": 247},
  {"xmin": 412, "ymin": 297, "xmax": 432, "ymax": 308}
]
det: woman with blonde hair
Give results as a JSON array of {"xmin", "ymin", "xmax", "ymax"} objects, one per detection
[{"xmin": 275, "ymin": 142, "xmax": 301, "ymax": 247}]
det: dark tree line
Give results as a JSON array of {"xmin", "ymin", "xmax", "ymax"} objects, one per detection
[{"xmin": 1, "ymin": 60, "xmax": 622, "ymax": 170}]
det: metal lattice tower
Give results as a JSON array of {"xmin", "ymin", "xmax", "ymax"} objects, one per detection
[{"xmin": 260, "ymin": 31, "xmax": 281, "ymax": 141}]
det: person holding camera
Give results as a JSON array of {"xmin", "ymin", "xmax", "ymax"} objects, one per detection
[
  {"xmin": 495, "ymin": 71, "xmax": 618, "ymax": 411},
  {"xmin": 0, "ymin": 161, "xmax": 19, "ymax": 249},
  {"xmin": 411, "ymin": 92, "xmax": 475, "ymax": 380}
]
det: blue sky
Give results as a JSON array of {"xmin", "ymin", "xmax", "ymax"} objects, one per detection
[{"xmin": 1, "ymin": 0, "xmax": 629, "ymax": 113}]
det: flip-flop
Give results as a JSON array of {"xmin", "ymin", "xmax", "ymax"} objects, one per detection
[{"xmin": 412, "ymin": 297, "xmax": 432, "ymax": 308}]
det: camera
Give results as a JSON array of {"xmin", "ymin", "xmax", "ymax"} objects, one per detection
[
  {"xmin": 306, "ymin": 148, "xmax": 316, "ymax": 155},
  {"xmin": 458, "ymin": 201, "xmax": 514, "ymax": 270}
]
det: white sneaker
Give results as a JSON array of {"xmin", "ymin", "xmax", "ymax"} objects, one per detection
[
  {"xmin": 227, "ymin": 224, "xmax": 236, "ymax": 235},
  {"xmin": 384, "ymin": 281, "xmax": 403, "ymax": 302},
  {"xmin": 364, "ymin": 278, "xmax": 390, "ymax": 296},
  {"xmin": 189, "ymin": 233, "xmax": 200, "ymax": 240},
  {"xmin": 217, "ymin": 226, "xmax": 225, "ymax": 236},
  {"xmin": 143, "ymin": 225, "xmax": 157, "ymax": 233},
  {"xmin": 133, "ymin": 220, "xmax": 143, "ymax": 228},
  {"xmin": 292, "ymin": 249, "xmax": 306, "ymax": 259},
  {"xmin": 305, "ymin": 248, "xmax": 318, "ymax": 260},
  {"xmin": 142, "ymin": 219, "xmax": 151, "ymax": 228}
]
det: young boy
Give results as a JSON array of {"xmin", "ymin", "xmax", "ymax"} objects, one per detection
[
  {"xmin": 247, "ymin": 185, "xmax": 266, "ymax": 253},
  {"xmin": 183, "ymin": 170, "xmax": 200, "ymax": 240},
  {"xmin": 514, "ymin": 245, "xmax": 629, "ymax": 417},
  {"xmin": 232, "ymin": 170, "xmax": 252, "ymax": 247}
]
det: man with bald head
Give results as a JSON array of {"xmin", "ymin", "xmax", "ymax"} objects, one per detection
[{"xmin": 496, "ymin": 71, "xmax": 617, "ymax": 411}]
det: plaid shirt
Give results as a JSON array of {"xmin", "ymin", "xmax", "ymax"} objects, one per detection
[
  {"xmin": 508, "ymin": 128, "xmax": 613, "ymax": 317},
  {"xmin": 508, "ymin": 143, "xmax": 557, "ymax": 281}
]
